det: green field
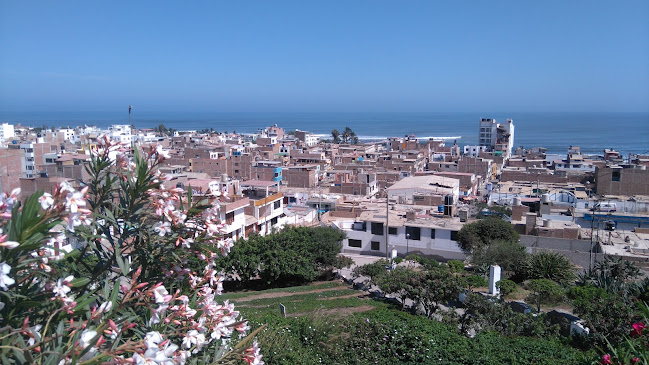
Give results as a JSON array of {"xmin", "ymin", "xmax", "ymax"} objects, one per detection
[{"xmin": 225, "ymin": 280, "xmax": 592, "ymax": 365}]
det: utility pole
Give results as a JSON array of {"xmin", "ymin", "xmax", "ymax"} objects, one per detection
[{"xmin": 385, "ymin": 194, "xmax": 390, "ymax": 259}]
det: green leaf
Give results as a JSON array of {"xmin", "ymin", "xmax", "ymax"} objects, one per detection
[{"xmin": 70, "ymin": 277, "xmax": 90, "ymax": 287}]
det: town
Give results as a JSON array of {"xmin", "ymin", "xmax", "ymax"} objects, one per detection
[{"xmin": 1, "ymin": 117, "xmax": 648, "ymax": 270}]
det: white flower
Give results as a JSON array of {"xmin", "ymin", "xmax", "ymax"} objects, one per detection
[
  {"xmin": 0, "ymin": 241, "xmax": 19, "ymax": 249},
  {"xmin": 153, "ymin": 285, "xmax": 171, "ymax": 304},
  {"xmin": 79, "ymin": 329, "xmax": 97, "ymax": 349},
  {"xmin": 65, "ymin": 190, "xmax": 86, "ymax": 213},
  {"xmin": 0, "ymin": 262, "xmax": 15, "ymax": 290},
  {"xmin": 27, "ymin": 325, "xmax": 42, "ymax": 346},
  {"xmin": 60, "ymin": 182, "xmax": 74, "ymax": 193},
  {"xmin": 38, "ymin": 193, "xmax": 54, "ymax": 210},
  {"xmin": 52, "ymin": 276, "xmax": 74, "ymax": 298},
  {"xmin": 153, "ymin": 222, "xmax": 172, "ymax": 237},
  {"xmin": 144, "ymin": 331, "xmax": 164, "ymax": 349},
  {"xmin": 97, "ymin": 300, "xmax": 112, "ymax": 314}
]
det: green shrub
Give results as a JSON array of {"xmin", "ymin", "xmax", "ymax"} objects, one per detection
[
  {"xmin": 524, "ymin": 250, "xmax": 576, "ymax": 285},
  {"xmin": 448, "ymin": 259, "xmax": 465, "ymax": 273},
  {"xmin": 496, "ymin": 279, "xmax": 518, "ymax": 298}
]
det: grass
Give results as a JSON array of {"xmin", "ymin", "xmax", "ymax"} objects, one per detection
[
  {"xmin": 220, "ymin": 281, "xmax": 344, "ymax": 301},
  {"xmin": 220, "ymin": 280, "xmax": 386, "ymax": 318}
]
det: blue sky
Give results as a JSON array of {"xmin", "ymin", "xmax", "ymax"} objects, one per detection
[{"xmin": 1, "ymin": 1, "xmax": 648, "ymax": 112}]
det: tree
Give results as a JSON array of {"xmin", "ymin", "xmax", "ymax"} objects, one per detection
[
  {"xmin": 471, "ymin": 239, "xmax": 528, "ymax": 274},
  {"xmin": 353, "ymin": 259, "xmax": 390, "ymax": 282},
  {"xmin": 526, "ymin": 279, "xmax": 564, "ymax": 312},
  {"xmin": 496, "ymin": 279, "xmax": 518, "ymax": 298},
  {"xmin": 456, "ymin": 216, "xmax": 519, "ymax": 254},
  {"xmin": 217, "ymin": 226, "xmax": 346, "ymax": 287},
  {"xmin": 155, "ymin": 123, "xmax": 168, "ymax": 135},
  {"xmin": 524, "ymin": 250, "xmax": 576, "ymax": 285},
  {"xmin": 374, "ymin": 267, "xmax": 418, "ymax": 309},
  {"xmin": 411, "ymin": 268, "xmax": 464, "ymax": 317},
  {"xmin": 569, "ymin": 285, "xmax": 641, "ymax": 347},
  {"xmin": 341, "ymin": 126, "xmax": 357, "ymax": 144},
  {"xmin": 331, "ymin": 129, "xmax": 341, "ymax": 144}
]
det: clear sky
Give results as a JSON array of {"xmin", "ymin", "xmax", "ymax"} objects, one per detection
[{"xmin": 1, "ymin": 1, "xmax": 648, "ymax": 113}]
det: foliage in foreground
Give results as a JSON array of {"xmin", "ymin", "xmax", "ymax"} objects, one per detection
[{"xmin": 0, "ymin": 138, "xmax": 262, "ymax": 364}]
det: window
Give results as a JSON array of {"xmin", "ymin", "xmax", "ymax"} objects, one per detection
[
  {"xmin": 271, "ymin": 217, "xmax": 278, "ymax": 225},
  {"xmin": 430, "ymin": 229, "xmax": 436, "ymax": 239},
  {"xmin": 348, "ymin": 239, "xmax": 362, "ymax": 248},
  {"xmin": 612, "ymin": 170, "xmax": 621, "ymax": 182},
  {"xmin": 450, "ymin": 231, "xmax": 459, "ymax": 241},
  {"xmin": 405, "ymin": 226, "xmax": 421, "ymax": 240},
  {"xmin": 388, "ymin": 227, "xmax": 398, "ymax": 235},
  {"xmin": 371, "ymin": 241, "xmax": 380, "ymax": 251},
  {"xmin": 371, "ymin": 222, "xmax": 384, "ymax": 235},
  {"xmin": 274, "ymin": 201, "xmax": 281, "ymax": 210}
]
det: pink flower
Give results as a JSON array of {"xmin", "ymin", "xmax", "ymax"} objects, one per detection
[
  {"xmin": 632, "ymin": 358, "xmax": 640, "ymax": 364},
  {"xmin": 600, "ymin": 354, "xmax": 612, "ymax": 365},
  {"xmin": 631, "ymin": 322, "xmax": 647, "ymax": 337}
]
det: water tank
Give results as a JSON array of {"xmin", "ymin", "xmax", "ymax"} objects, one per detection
[
  {"xmin": 438, "ymin": 205, "xmax": 444, "ymax": 213},
  {"xmin": 541, "ymin": 194, "xmax": 550, "ymax": 204},
  {"xmin": 513, "ymin": 197, "xmax": 522, "ymax": 206},
  {"xmin": 543, "ymin": 219, "xmax": 551, "ymax": 227},
  {"xmin": 220, "ymin": 173, "xmax": 228, "ymax": 182}
]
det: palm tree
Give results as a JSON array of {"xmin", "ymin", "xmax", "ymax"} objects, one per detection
[{"xmin": 331, "ymin": 129, "xmax": 340, "ymax": 144}]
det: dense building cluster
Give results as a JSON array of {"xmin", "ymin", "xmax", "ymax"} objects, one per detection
[{"xmin": 1, "ymin": 119, "xmax": 648, "ymax": 267}]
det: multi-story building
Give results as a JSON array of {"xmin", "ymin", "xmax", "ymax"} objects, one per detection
[
  {"xmin": 478, "ymin": 118, "xmax": 515, "ymax": 158},
  {"xmin": 109, "ymin": 125, "xmax": 133, "ymax": 145},
  {"xmin": 331, "ymin": 210, "xmax": 465, "ymax": 260},
  {"xmin": 0, "ymin": 123, "xmax": 15, "ymax": 142},
  {"xmin": 20, "ymin": 143, "xmax": 36, "ymax": 178},
  {"xmin": 241, "ymin": 180, "xmax": 284, "ymax": 236},
  {"xmin": 294, "ymin": 130, "xmax": 319, "ymax": 147}
]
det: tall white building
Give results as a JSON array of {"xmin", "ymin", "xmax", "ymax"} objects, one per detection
[
  {"xmin": 20, "ymin": 143, "xmax": 35, "ymax": 178},
  {"xmin": 0, "ymin": 123, "xmax": 15, "ymax": 142},
  {"xmin": 478, "ymin": 118, "xmax": 515, "ymax": 158}
]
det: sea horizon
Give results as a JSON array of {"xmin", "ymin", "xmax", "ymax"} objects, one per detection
[{"xmin": 1, "ymin": 110, "xmax": 647, "ymax": 156}]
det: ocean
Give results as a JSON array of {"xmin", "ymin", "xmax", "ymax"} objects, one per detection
[{"xmin": 1, "ymin": 111, "xmax": 647, "ymax": 156}]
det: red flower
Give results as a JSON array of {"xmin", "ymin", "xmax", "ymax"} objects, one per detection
[
  {"xmin": 600, "ymin": 354, "xmax": 612, "ymax": 365},
  {"xmin": 631, "ymin": 358, "xmax": 640, "ymax": 364},
  {"xmin": 631, "ymin": 322, "xmax": 647, "ymax": 337}
]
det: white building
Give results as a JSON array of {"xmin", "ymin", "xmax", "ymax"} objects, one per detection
[
  {"xmin": 463, "ymin": 145, "xmax": 488, "ymax": 157},
  {"xmin": 386, "ymin": 175, "xmax": 460, "ymax": 204},
  {"xmin": 59, "ymin": 128, "xmax": 75, "ymax": 141},
  {"xmin": 478, "ymin": 118, "xmax": 515, "ymax": 158},
  {"xmin": 0, "ymin": 123, "xmax": 15, "ymax": 142},
  {"xmin": 20, "ymin": 143, "xmax": 36, "ymax": 178},
  {"xmin": 295, "ymin": 130, "xmax": 319, "ymax": 147},
  {"xmin": 109, "ymin": 125, "xmax": 133, "ymax": 145},
  {"xmin": 331, "ymin": 210, "xmax": 466, "ymax": 260}
]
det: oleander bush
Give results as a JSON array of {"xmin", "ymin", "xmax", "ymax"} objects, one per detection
[{"xmin": 0, "ymin": 137, "xmax": 263, "ymax": 364}]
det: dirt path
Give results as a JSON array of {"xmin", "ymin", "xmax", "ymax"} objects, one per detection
[
  {"xmin": 231, "ymin": 285, "xmax": 349, "ymax": 302},
  {"xmin": 287, "ymin": 305, "xmax": 375, "ymax": 318}
]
